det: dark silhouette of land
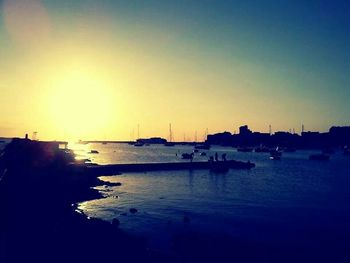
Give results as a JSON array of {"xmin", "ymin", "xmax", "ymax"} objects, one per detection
[
  {"xmin": 206, "ymin": 125, "xmax": 350, "ymax": 149},
  {"xmin": 74, "ymin": 126, "xmax": 350, "ymax": 151},
  {"xmin": 0, "ymin": 139, "xmax": 155, "ymax": 262}
]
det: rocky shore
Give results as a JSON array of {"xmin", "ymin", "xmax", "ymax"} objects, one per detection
[{"xmin": 0, "ymin": 139, "xmax": 168, "ymax": 263}]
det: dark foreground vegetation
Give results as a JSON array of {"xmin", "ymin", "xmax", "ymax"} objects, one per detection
[{"xmin": 1, "ymin": 138, "xmax": 349, "ymax": 263}]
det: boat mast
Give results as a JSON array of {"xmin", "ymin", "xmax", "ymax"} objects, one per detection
[
  {"xmin": 169, "ymin": 123, "xmax": 173, "ymax": 142},
  {"xmin": 203, "ymin": 128, "xmax": 208, "ymax": 142},
  {"xmin": 137, "ymin": 124, "xmax": 140, "ymax": 140}
]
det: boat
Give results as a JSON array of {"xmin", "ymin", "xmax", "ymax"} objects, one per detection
[
  {"xmin": 268, "ymin": 147, "xmax": 282, "ymax": 160},
  {"xmin": 164, "ymin": 123, "xmax": 175, "ymax": 147},
  {"xmin": 270, "ymin": 147, "xmax": 282, "ymax": 156},
  {"xmin": 78, "ymin": 140, "xmax": 89, "ymax": 145},
  {"xmin": 309, "ymin": 154, "xmax": 330, "ymax": 161},
  {"xmin": 270, "ymin": 148, "xmax": 282, "ymax": 160},
  {"xmin": 237, "ymin": 147, "xmax": 253, "ymax": 152},
  {"xmin": 134, "ymin": 141, "xmax": 144, "ymax": 147}
]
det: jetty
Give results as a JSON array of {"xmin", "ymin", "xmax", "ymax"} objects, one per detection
[{"xmin": 77, "ymin": 160, "xmax": 255, "ymax": 176}]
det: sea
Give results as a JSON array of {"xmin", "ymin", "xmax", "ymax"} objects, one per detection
[{"xmin": 72, "ymin": 143, "xmax": 350, "ymax": 255}]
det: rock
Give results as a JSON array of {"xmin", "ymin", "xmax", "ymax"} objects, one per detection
[{"xmin": 129, "ymin": 208, "xmax": 138, "ymax": 214}]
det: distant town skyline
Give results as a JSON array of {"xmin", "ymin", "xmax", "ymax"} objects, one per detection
[{"xmin": 1, "ymin": 0, "xmax": 349, "ymax": 141}]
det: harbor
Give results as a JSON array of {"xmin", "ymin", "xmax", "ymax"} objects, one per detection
[{"xmin": 1, "ymin": 136, "xmax": 350, "ymax": 262}]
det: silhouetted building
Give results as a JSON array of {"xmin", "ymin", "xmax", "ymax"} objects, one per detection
[
  {"xmin": 271, "ymin": 132, "xmax": 299, "ymax": 147},
  {"xmin": 206, "ymin": 132, "xmax": 233, "ymax": 146},
  {"xmin": 205, "ymin": 125, "xmax": 350, "ymax": 149},
  {"xmin": 239, "ymin": 125, "xmax": 252, "ymax": 136}
]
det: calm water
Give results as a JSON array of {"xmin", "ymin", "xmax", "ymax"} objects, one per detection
[{"xmin": 74, "ymin": 143, "xmax": 350, "ymax": 252}]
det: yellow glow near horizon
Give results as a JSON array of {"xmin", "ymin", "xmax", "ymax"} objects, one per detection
[
  {"xmin": 44, "ymin": 67, "xmax": 118, "ymax": 140},
  {"xmin": 2, "ymin": 1, "xmax": 340, "ymax": 141}
]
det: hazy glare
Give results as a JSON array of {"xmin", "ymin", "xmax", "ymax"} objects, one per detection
[{"xmin": 1, "ymin": 0, "xmax": 349, "ymax": 140}]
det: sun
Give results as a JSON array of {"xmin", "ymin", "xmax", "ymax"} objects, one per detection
[{"xmin": 46, "ymin": 69, "xmax": 116, "ymax": 140}]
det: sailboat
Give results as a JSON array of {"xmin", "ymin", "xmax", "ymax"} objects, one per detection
[
  {"xmin": 134, "ymin": 124, "xmax": 144, "ymax": 147},
  {"xmin": 164, "ymin": 123, "xmax": 175, "ymax": 146}
]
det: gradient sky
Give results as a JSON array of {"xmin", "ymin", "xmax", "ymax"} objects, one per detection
[{"xmin": 0, "ymin": 0, "xmax": 349, "ymax": 141}]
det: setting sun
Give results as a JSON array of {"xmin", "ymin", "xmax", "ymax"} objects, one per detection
[{"xmin": 44, "ymin": 67, "xmax": 117, "ymax": 140}]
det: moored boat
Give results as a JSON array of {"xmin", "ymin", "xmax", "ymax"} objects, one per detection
[
  {"xmin": 134, "ymin": 141, "xmax": 144, "ymax": 147},
  {"xmin": 270, "ymin": 147, "xmax": 282, "ymax": 160},
  {"xmin": 270, "ymin": 147, "xmax": 282, "ymax": 157}
]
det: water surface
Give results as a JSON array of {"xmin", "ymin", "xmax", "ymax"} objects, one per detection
[{"xmin": 74, "ymin": 143, "xmax": 350, "ymax": 252}]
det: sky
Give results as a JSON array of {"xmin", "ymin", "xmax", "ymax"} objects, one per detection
[{"xmin": 0, "ymin": 0, "xmax": 349, "ymax": 141}]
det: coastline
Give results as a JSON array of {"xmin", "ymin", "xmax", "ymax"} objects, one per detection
[
  {"xmin": 1, "ymin": 138, "xmax": 349, "ymax": 263},
  {"xmin": 0, "ymin": 139, "xmax": 162, "ymax": 262}
]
